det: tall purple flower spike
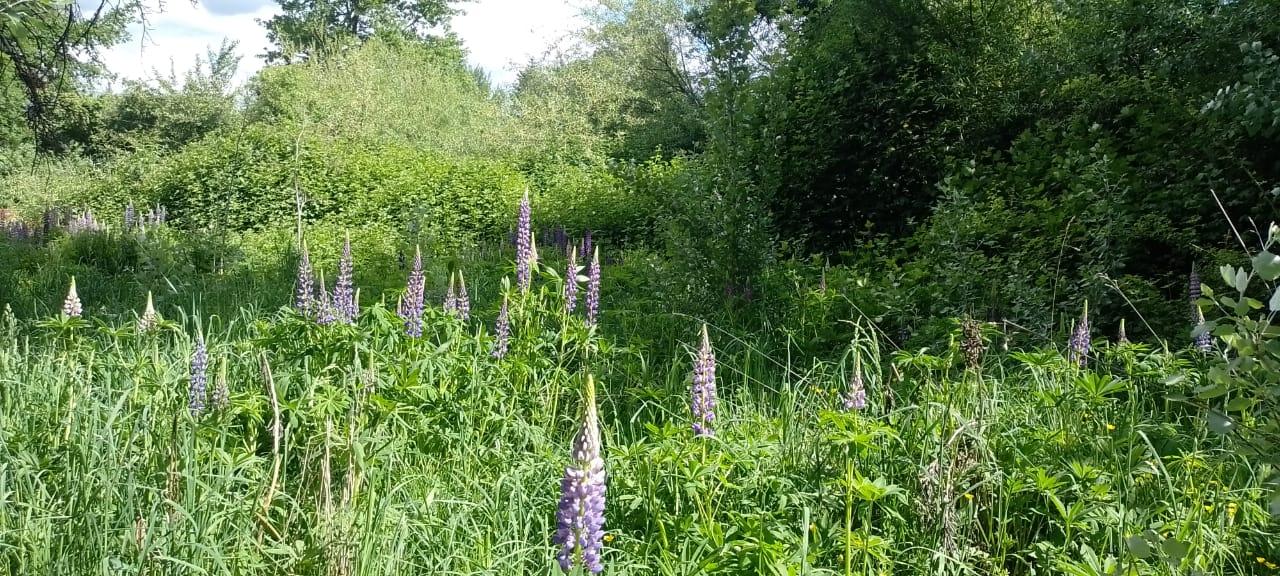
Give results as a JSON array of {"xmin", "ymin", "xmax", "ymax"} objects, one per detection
[
  {"xmin": 444, "ymin": 272, "xmax": 458, "ymax": 315},
  {"xmin": 586, "ymin": 247, "xmax": 601, "ymax": 327},
  {"xmin": 295, "ymin": 242, "xmax": 315, "ymax": 315},
  {"xmin": 402, "ymin": 246, "xmax": 425, "ymax": 337},
  {"xmin": 1068, "ymin": 301, "xmax": 1090, "ymax": 367},
  {"xmin": 124, "ymin": 202, "xmax": 137, "ymax": 229},
  {"xmin": 1189, "ymin": 269, "xmax": 1212, "ymax": 352},
  {"xmin": 189, "ymin": 333, "xmax": 208, "ymax": 417},
  {"xmin": 62, "ymin": 276, "xmax": 82, "ymax": 318},
  {"xmin": 517, "ymin": 190, "xmax": 533, "ymax": 291},
  {"xmin": 316, "ymin": 272, "xmax": 336, "ymax": 326},
  {"xmin": 842, "ymin": 357, "xmax": 867, "ymax": 411},
  {"xmin": 554, "ymin": 375, "xmax": 606, "ymax": 574},
  {"xmin": 332, "ymin": 233, "xmax": 355, "ymax": 323},
  {"xmin": 455, "ymin": 270, "xmax": 471, "ymax": 322},
  {"xmin": 565, "ymin": 246, "xmax": 579, "ymax": 315},
  {"xmin": 581, "ymin": 229, "xmax": 593, "ymax": 261},
  {"xmin": 691, "ymin": 324, "xmax": 717, "ymax": 437},
  {"xmin": 491, "ymin": 294, "xmax": 510, "ymax": 359}
]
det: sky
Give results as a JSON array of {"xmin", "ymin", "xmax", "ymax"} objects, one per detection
[{"xmin": 98, "ymin": 0, "xmax": 590, "ymax": 89}]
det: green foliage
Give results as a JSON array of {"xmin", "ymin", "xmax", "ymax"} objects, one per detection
[
  {"xmin": 1194, "ymin": 223, "xmax": 1280, "ymax": 505},
  {"xmin": 245, "ymin": 39, "xmax": 512, "ymax": 158},
  {"xmin": 79, "ymin": 124, "xmax": 525, "ymax": 244},
  {"xmin": 93, "ymin": 40, "xmax": 242, "ymax": 155},
  {"xmin": 261, "ymin": 0, "xmax": 458, "ymax": 63}
]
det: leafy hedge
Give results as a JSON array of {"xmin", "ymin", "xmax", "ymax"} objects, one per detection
[{"xmin": 80, "ymin": 125, "xmax": 527, "ymax": 246}]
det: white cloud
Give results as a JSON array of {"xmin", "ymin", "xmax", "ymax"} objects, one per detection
[
  {"xmin": 99, "ymin": 0, "xmax": 278, "ymax": 88},
  {"xmin": 451, "ymin": 0, "xmax": 590, "ymax": 86},
  {"xmin": 99, "ymin": 0, "xmax": 590, "ymax": 90}
]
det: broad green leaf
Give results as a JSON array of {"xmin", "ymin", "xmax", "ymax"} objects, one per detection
[
  {"xmin": 1161, "ymin": 538, "xmax": 1189, "ymax": 562},
  {"xmin": 1125, "ymin": 535, "xmax": 1153, "ymax": 559},
  {"xmin": 1271, "ymin": 285, "xmax": 1280, "ymax": 312},
  {"xmin": 1220, "ymin": 265, "xmax": 1235, "ymax": 288},
  {"xmin": 1206, "ymin": 410, "xmax": 1235, "ymax": 434},
  {"xmin": 1224, "ymin": 397, "xmax": 1256, "ymax": 411},
  {"xmin": 1253, "ymin": 250, "xmax": 1280, "ymax": 280},
  {"xmin": 1234, "ymin": 268, "xmax": 1249, "ymax": 294}
]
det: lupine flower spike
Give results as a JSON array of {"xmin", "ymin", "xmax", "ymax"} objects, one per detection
[
  {"xmin": 517, "ymin": 190, "xmax": 532, "ymax": 291},
  {"xmin": 316, "ymin": 272, "xmax": 336, "ymax": 326},
  {"xmin": 211, "ymin": 357, "xmax": 229, "ymax": 411},
  {"xmin": 139, "ymin": 291, "xmax": 160, "ymax": 332},
  {"xmin": 189, "ymin": 333, "xmax": 208, "ymax": 417},
  {"xmin": 843, "ymin": 355, "xmax": 867, "ymax": 411},
  {"xmin": 1117, "ymin": 318, "xmax": 1129, "ymax": 344},
  {"xmin": 333, "ymin": 233, "xmax": 355, "ymax": 323},
  {"xmin": 456, "ymin": 270, "xmax": 470, "ymax": 322},
  {"xmin": 586, "ymin": 247, "xmax": 601, "ymax": 327},
  {"xmin": 1193, "ymin": 307, "xmax": 1212, "ymax": 353},
  {"xmin": 124, "ymin": 202, "xmax": 137, "ymax": 229},
  {"xmin": 1068, "ymin": 301, "xmax": 1090, "ymax": 367},
  {"xmin": 402, "ymin": 246, "xmax": 425, "ymax": 337},
  {"xmin": 691, "ymin": 324, "xmax": 717, "ymax": 437},
  {"xmin": 444, "ymin": 272, "xmax": 458, "ymax": 315},
  {"xmin": 581, "ymin": 229, "xmax": 592, "ymax": 261},
  {"xmin": 1190, "ymin": 269, "xmax": 1212, "ymax": 352},
  {"xmin": 492, "ymin": 294, "xmax": 510, "ymax": 359},
  {"xmin": 295, "ymin": 242, "xmax": 315, "ymax": 314},
  {"xmin": 565, "ymin": 246, "xmax": 579, "ymax": 314},
  {"xmin": 554, "ymin": 375, "xmax": 607, "ymax": 574},
  {"xmin": 62, "ymin": 276, "xmax": 82, "ymax": 318}
]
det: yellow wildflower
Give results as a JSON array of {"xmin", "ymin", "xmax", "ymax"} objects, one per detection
[
  {"xmin": 1106, "ymin": 423, "xmax": 1116, "ymax": 431},
  {"xmin": 604, "ymin": 533, "xmax": 615, "ymax": 543},
  {"xmin": 964, "ymin": 493, "xmax": 973, "ymax": 501}
]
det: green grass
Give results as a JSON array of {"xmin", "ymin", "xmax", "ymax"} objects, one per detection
[{"xmin": 0, "ymin": 229, "xmax": 1276, "ymax": 576}]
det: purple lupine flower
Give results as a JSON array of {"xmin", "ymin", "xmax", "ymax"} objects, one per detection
[
  {"xmin": 691, "ymin": 324, "xmax": 717, "ymax": 437},
  {"xmin": 564, "ymin": 247, "xmax": 579, "ymax": 315},
  {"xmin": 819, "ymin": 265, "xmax": 828, "ymax": 292},
  {"xmin": 1189, "ymin": 269, "xmax": 1212, "ymax": 352},
  {"xmin": 138, "ymin": 291, "xmax": 160, "ymax": 332},
  {"xmin": 124, "ymin": 202, "xmax": 137, "ymax": 229},
  {"xmin": 517, "ymin": 190, "xmax": 533, "ymax": 291},
  {"xmin": 455, "ymin": 270, "xmax": 470, "ymax": 322},
  {"xmin": 1189, "ymin": 268, "xmax": 1202, "ymax": 305},
  {"xmin": 1067, "ymin": 301, "xmax": 1090, "ymax": 367},
  {"xmin": 581, "ymin": 229, "xmax": 592, "ymax": 261},
  {"xmin": 316, "ymin": 273, "xmax": 336, "ymax": 326},
  {"xmin": 211, "ymin": 362, "xmax": 229, "ymax": 411},
  {"xmin": 1117, "ymin": 318, "xmax": 1129, "ymax": 344},
  {"xmin": 189, "ymin": 333, "xmax": 208, "ymax": 417},
  {"xmin": 1193, "ymin": 307, "xmax": 1212, "ymax": 353},
  {"xmin": 295, "ymin": 243, "xmax": 315, "ymax": 314},
  {"xmin": 842, "ymin": 360, "xmax": 867, "ymax": 411},
  {"xmin": 491, "ymin": 294, "xmax": 510, "ymax": 359},
  {"xmin": 62, "ymin": 276, "xmax": 82, "ymax": 318},
  {"xmin": 444, "ymin": 272, "xmax": 458, "ymax": 315},
  {"xmin": 586, "ymin": 247, "xmax": 601, "ymax": 327},
  {"xmin": 554, "ymin": 375, "xmax": 607, "ymax": 574},
  {"xmin": 332, "ymin": 233, "xmax": 355, "ymax": 322},
  {"xmin": 402, "ymin": 246, "xmax": 425, "ymax": 337}
]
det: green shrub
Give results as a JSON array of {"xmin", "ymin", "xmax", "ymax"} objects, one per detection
[{"xmin": 82, "ymin": 125, "xmax": 527, "ymax": 246}]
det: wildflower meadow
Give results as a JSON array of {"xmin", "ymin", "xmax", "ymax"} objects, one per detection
[
  {"xmin": 2, "ymin": 0, "xmax": 1280, "ymax": 574},
  {"xmin": 0, "ymin": 196, "xmax": 1277, "ymax": 575}
]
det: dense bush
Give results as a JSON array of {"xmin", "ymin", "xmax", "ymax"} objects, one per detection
[{"xmin": 74, "ymin": 125, "xmax": 526, "ymax": 245}]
